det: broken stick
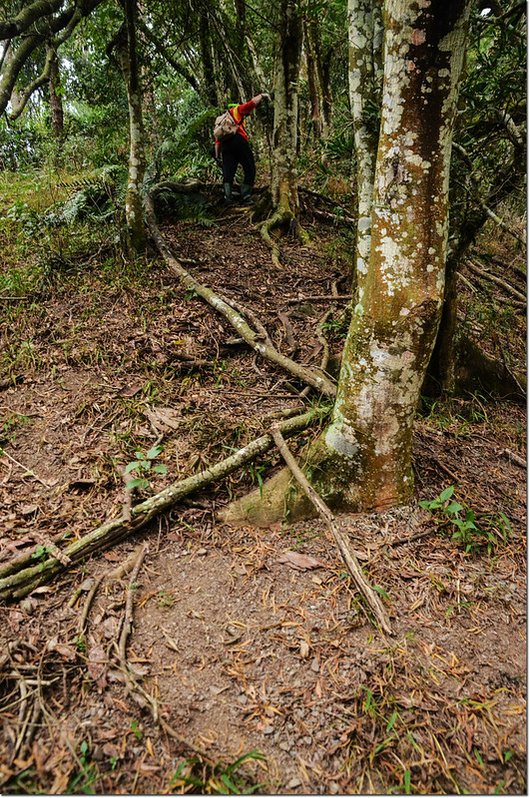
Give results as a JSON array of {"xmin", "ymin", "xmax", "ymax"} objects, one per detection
[{"xmin": 271, "ymin": 427, "xmax": 392, "ymax": 635}]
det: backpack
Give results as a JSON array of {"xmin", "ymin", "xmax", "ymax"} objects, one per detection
[{"xmin": 213, "ymin": 109, "xmax": 243, "ymax": 140}]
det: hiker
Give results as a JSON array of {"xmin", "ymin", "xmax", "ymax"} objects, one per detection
[{"xmin": 214, "ymin": 92, "xmax": 270, "ymax": 203}]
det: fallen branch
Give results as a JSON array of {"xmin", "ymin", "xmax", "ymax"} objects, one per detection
[
  {"xmin": 465, "ymin": 260, "xmax": 526, "ymax": 303},
  {"xmin": 286, "ymin": 294, "xmax": 352, "ymax": 304},
  {"xmin": 498, "ymin": 448, "xmax": 526, "ymax": 469},
  {"xmin": 271, "ymin": 426, "xmax": 392, "ymax": 635},
  {"xmin": 0, "ymin": 408, "xmax": 326, "ymax": 601},
  {"xmin": 117, "ymin": 545, "xmax": 152, "ymax": 706},
  {"xmin": 145, "ymin": 193, "xmax": 335, "ymax": 397}
]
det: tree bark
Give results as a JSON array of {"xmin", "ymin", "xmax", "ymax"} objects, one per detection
[
  {"xmin": 116, "ymin": 0, "xmax": 147, "ymax": 252},
  {"xmin": 225, "ymin": 0, "xmax": 472, "ymax": 525},
  {"xmin": 347, "ymin": 0, "xmax": 383, "ymax": 289},
  {"xmin": 261, "ymin": 0, "xmax": 305, "ymax": 264},
  {"xmin": 47, "ymin": 43, "xmax": 64, "ymax": 142},
  {"xmin": 304, "ymin": 15, "xmax": 329, "ymax": 141}
]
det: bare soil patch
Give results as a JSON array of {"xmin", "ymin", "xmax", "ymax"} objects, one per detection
[{"xmin": 0, "ymin": 196, "xmax": 526, "ymax": 794}]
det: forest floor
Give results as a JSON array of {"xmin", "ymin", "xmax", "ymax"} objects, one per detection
[{"xmin": 0, "ymin": 178, "xmax": 526, "ymax": 795}]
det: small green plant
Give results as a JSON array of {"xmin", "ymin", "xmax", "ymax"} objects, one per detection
[
  {"xmin": 31, "ymin": 544, "xmax": 49, "ymax": 562},
  {"xmin": 129, "ymin": 719, "xmax": 143, "ymax": 740},
  {"xmin": 419, "ymin": 486, "xmax": 512, "ymax": 555},
  {"xmin": 170, "ymin": 750, "xmax": 266, "ymax": 795},
  {"xmin": 245, "ymin": 462, "xmax": 267, "ymax": 496},
  {"xmin": 157, "ymin": 589, "xmax": 177, "ymax": 608},
  {"xmin": 1, "ymin": 412, "xmax": 30, "ymax": 444},
  {"xmin": 124, "ymin": 445, "xmax": 167, "ymax": 491},
  {"xmin": 67, "ymin": 740, "xmax": 99, "ymax": 794}
]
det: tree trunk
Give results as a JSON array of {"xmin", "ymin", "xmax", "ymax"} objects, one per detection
[
  {"xmin": 224, "ymin": 0, "xmax": 472, "ymax": 526},
  {"xmin": 117, "ymin": 0, "xmax": 146, "ymax": 252},
  {"xmin": 260, "ymin": 0, "xmax": 305, "ymax": 265},
  {"xmin": 304, "ymin": 16, "xmax": 329, "ymax": 141},
  {"xmin": 47, "ymin": 43, "xmax": 64, "ymax": 142},
  {"xmin": 270, "ymin": 0, "xmax": 303, "ymax": 214},
  {"xmin": 199, "ymin": 9, "xmax": 219, "ymax": 106},
  {"xmin": 347, "ymin": 0, "xmax": 383, "ymax": 290}
]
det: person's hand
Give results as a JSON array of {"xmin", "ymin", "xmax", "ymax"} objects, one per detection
[
  {"xmin": 215, "ymin": 156, "xmax": 223, "ymax": 168},
  {"xmin": 260, "ymin": 92, "xmax": 271, "ymax": 102}
]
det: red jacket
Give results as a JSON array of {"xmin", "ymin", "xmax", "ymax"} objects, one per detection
[{"xmin": 227, "ymin": 100, "xmax": 258, "ymax": 141}]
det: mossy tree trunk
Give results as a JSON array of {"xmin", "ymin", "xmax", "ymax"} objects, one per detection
[
  {"xmin": 260, "ymin": 0, "xmax": 306, "ymax": 264},
  {"xmin": 224, "ymin": 0, "xmax": 472, "ymax": 526},
  {"xmin": 117, "ymin": 0, "xmax": 146, "ymax": 252},
  {"xmin": 304, "ymin": 12, "xmax": 330, "ymax": 142}
]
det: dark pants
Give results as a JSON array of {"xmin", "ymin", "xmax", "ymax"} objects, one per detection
[{"xmin": 221, "ymin": 133, "xmax": 256, "ymax": 187}]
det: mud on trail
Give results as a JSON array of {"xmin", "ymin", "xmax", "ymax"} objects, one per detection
[{"xmin": 0, "ymin": 195, "xmax": 526, "ymax": 795}]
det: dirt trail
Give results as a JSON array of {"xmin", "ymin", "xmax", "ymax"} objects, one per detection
[{"xmin": 0, "ymin": 200, "xmax": 526, "ymax": 794}]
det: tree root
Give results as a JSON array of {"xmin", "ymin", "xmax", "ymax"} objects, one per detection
[
  {"xmin": 0, "ymin": 409, "xmax": 325, "ymax": 602},
  {"xmin": 260, "ymin": 206, "xmax": 309, "ymax": 267},
  {"xmin": 260, "ymin": 207, "xmax": 290, "ymax": 267},
  {"xmin": 271, "ymin": 427, "xmax": 392, "ymax": 635},
  {"xmin": 145, "ymin": 193, "xmax": 335, "ymax": 397}
]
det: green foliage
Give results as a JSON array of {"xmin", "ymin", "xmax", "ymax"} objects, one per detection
[
  {"xmin": 124, "ymin": 445, "xmax": 167, "ymax": 491},
  {"xmin": 31, "ymin": 544, "xmax": 49, "ymax": 562},
  {"xmin": 67, "ymin": 740, "xmax": 99, "ymax": 794},
  {"xmin": 420, "ymin": 486, "xmax": 512, "ymax": 555},
  {"xmin": 170, "ymin": 750, "xmax": 266, "ymax": 795}
]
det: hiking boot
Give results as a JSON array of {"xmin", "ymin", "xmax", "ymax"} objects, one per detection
[
  {"xmin": 240, "ymin": 183, "xmax": 253, "ymax": 203},
  {"xmin": 223, "ymin": 182, "xmax": 234, "ymax": 203}
]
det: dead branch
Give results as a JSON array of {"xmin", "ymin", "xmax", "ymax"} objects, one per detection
[
  {"xmin": 0, "ymin": 409, "xmax": 325, "ymax": 601},
  {"xmin": 465, "ymin": 260, "xmax": 526, "ymax": 303},
  {"xmin": 145, "ymin": 193, "xmax": 335, "ymax": 397},
  {"xmin": 77, "ymin": 576, "xmax": 104, "ymax": 636},
  {"xmin": 286, "ymin": 294, "xmax": 352, "ymax": 304},
  {"xmin": 271, "ymin": 427, "xmax": 392, "ymax": 635},
  {"xmin": 117, "ymin": 545, "xmax": 149, "ymax": 695},
  {"xmin": 498, "ymin": 448, "xmax": 526, "ymax": 469}
]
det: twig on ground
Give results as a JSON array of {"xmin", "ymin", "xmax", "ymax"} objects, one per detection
[
  {"xmin": 499, "ymin": 448, "xmax": 526, "ymax": 469},
  {"xmin": 77, "ymin": 576, "xmax": 105, "ymax": 636},
  {"xmin": 219, "ymin": 292, "xmax": 274, "ymax": 348},
  {"xmin": 0, "ymin": 450, "xmax": 52, "ymax": 487},
  {"xmin": 271, "ymin": 426, "xmax": 392, "ymax": 635},
  {"xmin": 277, "ymin": 311, "xmax": 297, "ymax": 354},
  {"xmin": 286, "ymin": 294, "xmax": 352, "ymax": 304},
  {"xmin": 117, "ymin": 546, "xmax": 148, "ymax": 692}
]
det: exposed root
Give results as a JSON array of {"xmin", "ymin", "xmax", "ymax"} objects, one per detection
[
  {"xmin": 260, "ymin": 206, "xmax": 310, "ymax": 267},
  {"xmin": 260, "ymin": 206, "xmax": 293, "ymax": 267},
  {"xmin": 145, "ymin": 192, "xmax": 335, "ymax": 397}
]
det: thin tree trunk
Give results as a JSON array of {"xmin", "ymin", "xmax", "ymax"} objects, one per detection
[
  {"xmin": 304, "ymin": 16, "xmax": 328, "ymax": 141},
  {"xmin": 261, "ymin": 0, "xmax": 305, "ymax": 264},
  {"xmin": 47, "ymin": 43, "xmax": 64, "ymax": 142},
  {"xmin": 117, "ymin": 0, "xmax": 146, "ymax": 252}
]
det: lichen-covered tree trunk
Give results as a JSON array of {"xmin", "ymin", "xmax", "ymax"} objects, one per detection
[
  {"xmin": 348, "ymin": 0, "xmax": 383, "ymax": 285},
  {"xmin": 117, "ymin": 0, "xmax": 146, "ymax": 252},
  {"xmin": 261, "ymin": 0, "xmax": 305, "ymax": 265},
  {"xmin": 224, "ymin": 0, "xmax": 472, "ymax": 526},
  {"xmin": 271, "ymin": 0, "xmax": 303, "ymax": 213}
]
